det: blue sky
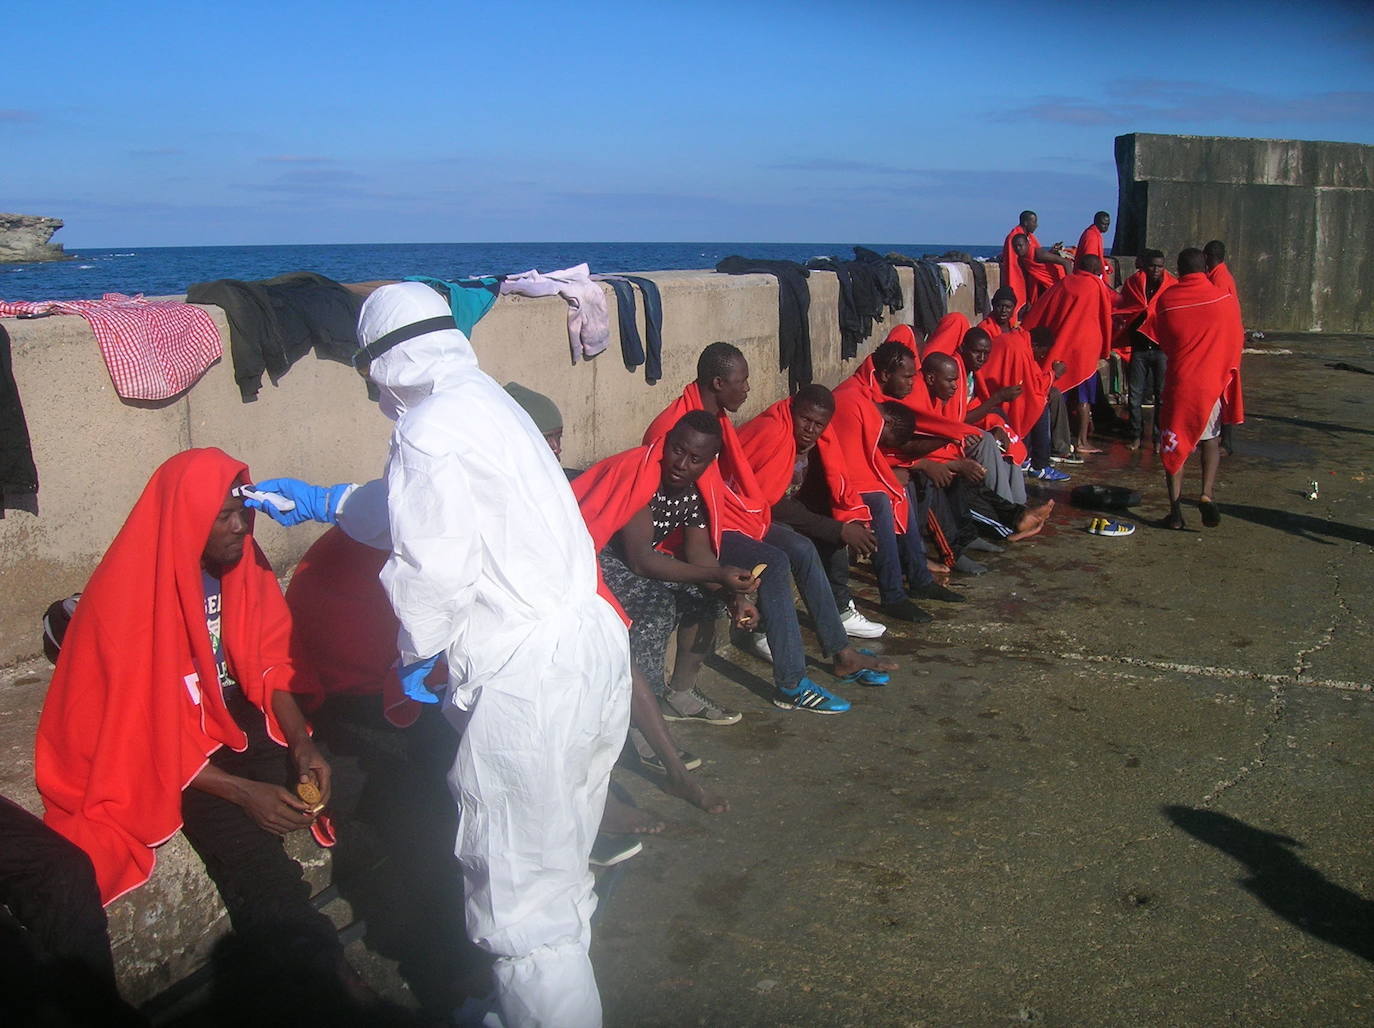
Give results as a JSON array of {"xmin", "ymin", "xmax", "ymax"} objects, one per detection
[{"xmin": 5, "ymin": 0, "xmax": 1371, "ymax": 247}]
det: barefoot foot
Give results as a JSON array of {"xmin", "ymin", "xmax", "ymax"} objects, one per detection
[{"xmin": 600, "ymin": 794, "xmax": 667, "ymax": 835}]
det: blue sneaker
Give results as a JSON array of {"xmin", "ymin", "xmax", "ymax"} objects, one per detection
[
  {"xmin": 1033, "ymin": 465, "xmax": 1072, "ymax": 482},
  {"xmin": 773, "ymin": 677, "xmax": 851, "ymax": 714}
]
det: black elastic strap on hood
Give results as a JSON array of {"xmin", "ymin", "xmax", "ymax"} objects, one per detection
[{"xmin": 353, "ymin": 315, "xmax": 457, "ymax": 368}]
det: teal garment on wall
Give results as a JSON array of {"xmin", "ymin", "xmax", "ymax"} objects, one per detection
[{"xmin": 405, "ymin": 275, "xmax": 500, "ymax": 336}]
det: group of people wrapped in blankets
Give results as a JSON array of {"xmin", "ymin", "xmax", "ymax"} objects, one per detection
[{"xmin": 8, "ymin": 220, "xmax": 1244, "ymax": 1025}]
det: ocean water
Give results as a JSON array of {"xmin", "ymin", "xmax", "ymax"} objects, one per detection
[{"xmin": 0, "ymin": 241, "xmax": 1001, "ymax": 302}]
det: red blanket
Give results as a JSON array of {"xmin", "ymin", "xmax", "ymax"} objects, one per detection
[
  {"xmin": 823, "ymin": 351, "xmax": 913, "ymax": 531},
  {"xmin": 999, "ymin": 229, "xmax": 1030, "ymax": 312},
  {"xmin": 1208, "ymin": 262, "xmax": 1239, "ymax": 300},
  {"xmin": 1076, "ymin": 224, "xmax": 1113, "ymax": 284},
  {"xmin": 286, "ymin": 528, "xmax": 421, "ymax": 730},
  {"xmin": 643, "ymin": 382, "xmax": 769, "ymax": 539},
  {"xmin": 977, "ymin": 316, "xmax": 1012, "ymax": 339},
  {"xmin": 1023, "ymin": 270, "xmax": 1113, "ymax": 390},
  {"xmin": 737, "ymin": 396, "xmax": 801, "ymax": 507},
  {"xmin": 1154, "ymin": 273, "xmax": 1245, "ymax": 475},
  {"xmin": 874, "ymin": 325, "xmax": 979, "ymax": 464},
  {"xmin": 1112, "ymin": 269, "xmax": 1177, "ymax": 355},
  {"xmin": 974, "ymin": 327, "xmax": 1051, "ymax": 462},
  {"xmin": 573, "ymin": 437, "xmax": 732, "ymax": 617},
  {"xmin": 36, "ymin": 448, "xmax": 318, "ymax": 905},
  {"xmin": 923, "ymin": 312, "xmax": 970, "ymax": 356}
]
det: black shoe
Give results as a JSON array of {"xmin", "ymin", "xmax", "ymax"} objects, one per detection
[
  {"xmin": 638, "ymin": 749, "xmax": 703, "ymax": 774},
  {"xmin": 880, "ymin": 599, "xmax": 934, "ymax": 623},
  {"xmin": 912, "ymin": 581, "xmax": 966, "ymax": 603},
  {"xmin": 590, "ymin": 833, "xmax": 643, "ymax": 868},
  {"xmin": 1199, "ymin": 499, "xmax": 1221, "ymax": 528}
]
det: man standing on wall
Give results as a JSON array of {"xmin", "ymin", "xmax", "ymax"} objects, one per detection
[{"xmin": 1077, "ymin": 211, "xmax": 1113, "ymax": 284}]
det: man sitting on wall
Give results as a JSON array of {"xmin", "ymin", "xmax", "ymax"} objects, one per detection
[
  {"xmin": 818, "ymin": 339, "xmax": 972, "ymax": 620},
  {"xmin": 35, "ymin": 448, "xmax": 362, "ymax": 1002},
  {"xmin": 578, "ymin": 412, "xmax": 858, "ymax": 723},
  {"xmin": 1003, "ymin": 210, "xmax": 1073, "ymax": 308},
  {"xmin": 978, "ymin": 286, "xmax": 1020, "ymax": 338},
  {"xmin": 739, "ymin": 384, "xmax": 960, "ymax": 642},
  {"xmin": 911, "ymin": 354, "xmax": 1055, "ymax": 545},
  {"xmin": 642, "ymin": 343, "xmax": 890, "ymax": 710}
]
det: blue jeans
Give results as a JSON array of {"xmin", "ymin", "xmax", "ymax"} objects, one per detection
[
  {"xmin": 719, "ymin": 531, "xmax": 807, "ymax": 691},
  {"xmin": 858, "ymin": 490, "xmax": 932, "ymax": 605},
  {"xmin": 764, "ymin": 523, "xmax": 850, "ymax": 659}
]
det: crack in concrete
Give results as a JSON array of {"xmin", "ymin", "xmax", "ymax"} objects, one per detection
[{"xmin": 1012, "ymin": 649, "xmax": 1369, "ymax": 694}]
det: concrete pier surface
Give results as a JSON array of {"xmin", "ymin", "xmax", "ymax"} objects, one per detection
[
  {"xmin": 594, "ymin": 333, "xmax": 1374, "ymax": 1026},
  {"xmin": 1, "ymin": 335, "xmax": 1370, "ymax": 1024}
]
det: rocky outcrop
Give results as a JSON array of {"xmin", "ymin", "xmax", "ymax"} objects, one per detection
[{"xmin": 0, "ymin": 213, "xmax": 67, "ymax": 262}]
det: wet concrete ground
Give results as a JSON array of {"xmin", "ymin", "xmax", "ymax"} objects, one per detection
[{"xmin": 593, "ymin": 334, "xmax": 1374, "ymax": 1026}]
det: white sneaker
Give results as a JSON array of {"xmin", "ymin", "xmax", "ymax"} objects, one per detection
[
  {"xmin": 839, "ymin": 601, "xmax": 886, "ymax": 639},
  {"xmin": 737, "ymin": 631, "xmax": 772, "ymax": 663}
]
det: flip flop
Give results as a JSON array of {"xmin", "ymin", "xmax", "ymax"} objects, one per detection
[
  {"xmin": 1087, "ymin": 517, "xmax": 1136, "ymax": 537},
  {"xmin": 1199, "ymin": 500, "xmax": 1221, "ymax": 528},
  {"xmin": 841, "ymin": 647, "xmax": 893, "ymax": 685}
]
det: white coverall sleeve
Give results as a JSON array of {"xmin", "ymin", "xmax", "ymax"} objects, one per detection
[{"xmin": 382, "ymin": 434, "xmax": 482, "ymax": 666}]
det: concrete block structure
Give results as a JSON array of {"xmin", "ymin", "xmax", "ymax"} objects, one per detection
[{"xmin": 1113, "ymin": 132, "xmax": 1373, "ymax": 333}]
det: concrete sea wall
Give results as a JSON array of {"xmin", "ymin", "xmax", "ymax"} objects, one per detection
[
  {"xmin": 1, "ymin": 263, "xmax": 987, "ymax": 669},
  {"xmin": 1113, "ymin": 132, "xmax": 1374, "ymax": 333}
]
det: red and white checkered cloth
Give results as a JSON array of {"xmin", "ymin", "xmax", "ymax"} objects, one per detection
[{"xmin": 0, "ymin": 293, "xmax": 222, "ymax": 401}]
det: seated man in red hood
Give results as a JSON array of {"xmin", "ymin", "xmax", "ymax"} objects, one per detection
[
  {"xmin": 35, "ymin": 449, "xmax": 359, "ymax": 1001},
  {"xmin": 915, "ymin": 354, "xmax": 1055, "ymax": 546},
  {"xmin": 643, "ymin": 344, "xmax": 889, "ymax": 714},
  {"xmin": 978, "ymin": 287, "xmax": 1020, "ymax": 338},
  {"xmin": 740, "ymin": 385, "xmax": 962, "ymax": 642}
]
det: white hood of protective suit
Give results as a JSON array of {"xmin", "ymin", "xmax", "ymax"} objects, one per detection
[{"xmin": 357, "ymin": 282, "xmax": 614, "ymax": 709}]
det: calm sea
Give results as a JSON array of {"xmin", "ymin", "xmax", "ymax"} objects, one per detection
[{"xmin": 0, "ymin": 241, "xmax": 1001, "ymax": 302}]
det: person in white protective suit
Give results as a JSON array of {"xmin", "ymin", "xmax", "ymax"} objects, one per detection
[{"xmin": 245, "ymin": 281, "xmax": 632, "ymax": 1027}]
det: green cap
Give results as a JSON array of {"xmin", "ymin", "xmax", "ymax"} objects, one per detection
[{"xmin": 504, "ymin": 382, "xmax": 563, "ymax": 435}]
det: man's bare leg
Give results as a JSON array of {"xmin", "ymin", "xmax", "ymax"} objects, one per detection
[
  {"xmin": 630, "ymin": 664, "xmax": 728, "ymax": 814},
  {"xmin": 1160, "ymin": 466, "xmax": 1186, "ymax": 529},
  {"xmin": 1076, "ymin": 403, "xmax": 1102, "ymax": 454},
  {"xmin": 669, "ymin": 617, "xmax": 713, "ymax": 693},
  {"xmin": 1198, "ymin": 438, "xmax": 1222, "ymax": 526}
]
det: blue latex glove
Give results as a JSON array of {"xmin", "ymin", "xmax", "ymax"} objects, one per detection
[
  {"xmin": 399, "ymin": 654, "xmax": 443, "ymax": 704},
  {"xmin": 242, "ymin": 478, "xmax": 352, "ymax": 527}
]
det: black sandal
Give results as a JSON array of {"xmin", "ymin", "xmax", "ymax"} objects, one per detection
[
  {"xmin": 1155, "ymin": 509, "xmax": 1186, "ymax": 531},
  {"xmin": 1199, "ymin": 500, "xmax": 1221, "ymax": 528}
]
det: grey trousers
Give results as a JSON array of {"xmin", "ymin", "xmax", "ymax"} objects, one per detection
[{"xmin": 970, "ymin": 430, "xmax": 1026, "ymax": 506}]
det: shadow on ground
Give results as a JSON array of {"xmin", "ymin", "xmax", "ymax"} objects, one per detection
[{"xmin": 1164, "ymin": 806, "xmax": 1374, "ymax": 963}]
